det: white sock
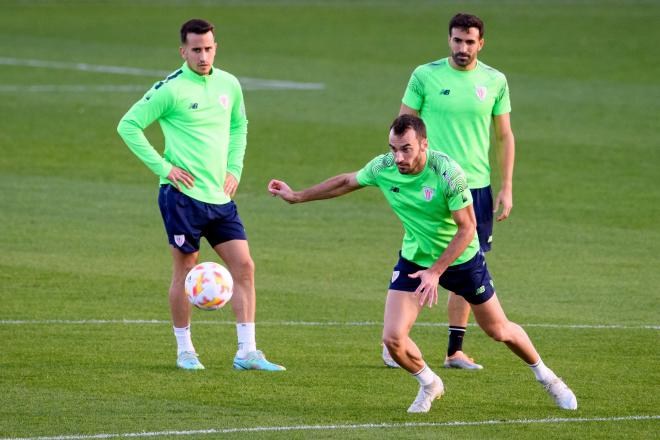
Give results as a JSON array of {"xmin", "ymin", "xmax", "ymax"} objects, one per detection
[
  {"xmin": 173, "ymin": 325, "xmax": 195, "ymax": 355},
  {"xmin": 236, "ymin": 323, "xmax": 256, "ymax": 357},
  {"xmin": 413, "ymin": 364, "xmax": 436, "ymax": 386},
  {"xmin": 529, "ymin": 358, "xmax": 557, "ymax": 383}
]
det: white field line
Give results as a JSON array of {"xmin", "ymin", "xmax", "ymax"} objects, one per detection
[
  {"xmin": 0, "ymin": 57, "xmax": 325, "ymax": 90},
  {"xmin": 0, "ymin": 319, "xmax": 657, "ymax": 330},
  {"xmin": 2, "ymin": 415, "xmax": 658, "ymax": 440},
  {"xmin": 0, "ymin": 85, "xmax": 147, "ymax": 93}
]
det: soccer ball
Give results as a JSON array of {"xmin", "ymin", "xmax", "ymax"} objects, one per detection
[{"xmin": 184, "ymin": 262, "xmax": 233, "ymax": 310}]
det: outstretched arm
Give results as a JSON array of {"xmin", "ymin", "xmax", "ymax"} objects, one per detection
[{"xmin": 268, "ymin": 172, "xmax": 362, "ymax": 204}]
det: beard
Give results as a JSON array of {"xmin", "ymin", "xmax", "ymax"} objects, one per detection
[{"xmin": 451, "ymin": 51, "xmax": 474, "ymax": 67}]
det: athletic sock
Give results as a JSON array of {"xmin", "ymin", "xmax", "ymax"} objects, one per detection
[
  {"xmin": 173, "ymin": 325, "xmax": 195, "ymax": 355},
  {"xmin": 447, "ymin": 326, "xmax": 466, "ymax": 356},
  {"xmin": 528, "ymin": 358, "xmax": 558, "ymax": 384},
  {"xmin": 412, "ymin": 364, "xmax": 436, "ymax": 387},
  {"xmin": 236, "ymin": 322, "xmax": 256, "ymax": 357}
]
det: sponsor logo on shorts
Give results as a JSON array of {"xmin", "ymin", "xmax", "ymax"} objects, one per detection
[
  {"xmin": 174, "ymin": 234, "xmax": 185, "ymax": 247},
  {"xmin": 475, "ymin": 285, "xmax": 486, "ymax": 295},
  {"xmin": 391, "ymin": 271, "xmax": 400, "ymax": 283}
]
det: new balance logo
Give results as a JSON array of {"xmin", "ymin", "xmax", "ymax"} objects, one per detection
[
  {"xmin": 390, "ymin": 186, "xmax": 400, "ymax": 193},
  {"xmin": 189, "ymin": 103, "xmax": 199, "ymax": 109},
  {"xmin": 440, "ymin": 89, "xmax": 450, "ymax": 95}
]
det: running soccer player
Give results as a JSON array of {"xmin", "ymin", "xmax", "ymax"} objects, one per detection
[
  {"xmin": 383, "ymin": 12, "xmax": 516, "ymax": 370},
  {"xmin": 117, "ymin": 19, "xmax": 284, "ymax": 372},
  {"xmin": 268, "ymin": 115, "xmax": 576, "ymax": 413}
]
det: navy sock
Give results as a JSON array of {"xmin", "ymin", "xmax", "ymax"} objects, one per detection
[{"xmin": 447, "ymin": 326, "xmax": 466, "ymax": 356}]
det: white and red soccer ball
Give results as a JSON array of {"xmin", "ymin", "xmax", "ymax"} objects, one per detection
[{"xmin": 184, "ymin": 262, "xmax": 233, "ymax": 310}]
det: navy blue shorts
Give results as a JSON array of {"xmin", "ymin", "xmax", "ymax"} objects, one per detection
[
  {"xmin": 471, "ymin": 186, "xmax": 493, "ymax": 252},
  {"xmin": 388, "ymin": 251, "xmax": 495, "ymax": 305},
  {"xmin": 157, "ymin": 184, "xmax": 247, "ymax": 254}
]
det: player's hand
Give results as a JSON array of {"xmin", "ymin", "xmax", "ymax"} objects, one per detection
[
  {"xmin": 224, "ymin": 173, "xmax": 239, "ymax": 198},
  {"xmin": 268, "ymin": 179, "xmax": 297, "ymax": 203},
  {"xmin": 494, "ymin": 187, "xmax": 513, "ymax": 222},
  {"xmin": 408, "ymin": 269, "xmax": 441, "ymax": 308},
  {"xmin": 167, "ymin": 165, "xmax": 195, "ymax": 191}
]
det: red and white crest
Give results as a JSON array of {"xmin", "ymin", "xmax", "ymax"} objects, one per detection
[
  {"xmin": 218, "ymin": 94, "xmax": 229, "ymax": 109},
  {"xmin": 174, "ymin": 234, "xmax": 185, "ymax": 247},
  {"xmin": 475, "ymin": 86, "xmax": 487, "ymax": 101},
  {"xmin": 423, "ymin": 186, "xmax": 434, "ymax": 201}
]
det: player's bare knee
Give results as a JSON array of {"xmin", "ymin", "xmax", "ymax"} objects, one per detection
[
  {"xmin": 484, "ymin": 323, "xmax": 510, "ymax": 342},
  {"xmin": 231, "ymin": 258, "xmax": 255, "ymax": 283},
  {"xmin": 382, "ymin": 335, "xmax": 403, "ymax": 353}
]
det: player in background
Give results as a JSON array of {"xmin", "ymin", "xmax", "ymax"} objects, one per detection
[
  {"xmin": 268, "ymin": 115, "xmax": 576, "ymax": 413},
  {"xmin": 383, "ymin": 13, "xmax": 516, "ymax": 370},
  {"xmin": 117, "ymin": 19, "xmax": 284, "ymax": 372}
]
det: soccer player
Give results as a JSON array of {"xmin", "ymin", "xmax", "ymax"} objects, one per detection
[
  {"xmin": 383, "ymin": 13, "xmax": 516, "ymax": 370},
  {"xmin": 268, "ymin": 115, "xmax": 576, "ymax": 413},
  {"xmin": 117, "ymin": 19, "xmax": 284, "ymax": 372}
]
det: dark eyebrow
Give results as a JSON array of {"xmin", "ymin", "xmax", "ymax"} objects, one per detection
[{"xmin": 389, "ymin": 143, "xmax": 411, "ymax": 148}]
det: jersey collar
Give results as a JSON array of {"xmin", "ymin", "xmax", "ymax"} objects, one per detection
[{"xmin": 181, "ymin": 62, "xmax": 217, "ymax": 83}]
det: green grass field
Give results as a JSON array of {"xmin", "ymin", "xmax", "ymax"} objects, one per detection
[{"xmin": 1, "ymin": 0, "xmax": 659, "ymax": 439}]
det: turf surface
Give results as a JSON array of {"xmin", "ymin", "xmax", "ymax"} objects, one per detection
[{"xmin": 0, "ymin": 1, "xmax": 658, "ymax": 439}]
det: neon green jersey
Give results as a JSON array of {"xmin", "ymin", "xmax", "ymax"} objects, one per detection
[
  {"xmin": 402, "ymin": 58, "xmax": 510, "ymax": 189},
  {"xmin": 356, "ymin": 151, "xmax": 479, "ymax": 267},
  {"xmin": 117, "ymin": 62, "xmax": 248, "ymax": 204}
]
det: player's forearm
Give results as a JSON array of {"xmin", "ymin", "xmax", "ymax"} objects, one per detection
[
  {"xmin": 428, "ymin": 225, "xmax": 476, "ymax": 275},
  {"xmin": 226, "ymin": 119, "xmax": 248, "ymax": 182},
  {"xmin": 117, "ymin": 119, "xmax": 172, "ymax": 178},
  {"xmin": 293, "ymin": 173, "xmax": 358, "ymax": 203},
  {"xmin": 497, "ymin": 132, "xmax": 515, "ymax": 190}
]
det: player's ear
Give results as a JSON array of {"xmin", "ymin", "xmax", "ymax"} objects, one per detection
[
  {"xmin": 420, "ymin": 137, "xmax": 429, "ymax": 151},
  {"xmin": 478, "ymin": 38, "xmax": 484, "ymax": 52},
  {"xmin": 179, "ymin": 46, "xmax": 186, "ymax": 59}
]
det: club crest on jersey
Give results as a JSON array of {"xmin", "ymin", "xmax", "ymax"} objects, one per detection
[
  {"xmin": 423, "ymin": 186, "xmax": 435, "ymax": 201},
  {"xmin": 174, "ymin": 234, "xmax": 186, "ymax": 247},
  {"xmin": 218, "ymin": 94, "xmax": 229, "ymax": 109},
  {"xmin": 475, "ymin": 86, "xmax": 487, "ymax": 101}
]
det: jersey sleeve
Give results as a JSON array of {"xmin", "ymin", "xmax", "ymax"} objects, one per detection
[
  {"xmin": 116, "ymin": 82, "xmax": 176, "ymax": 178},
  {"xmin": 493, "ymin": 75, "xmax": 511, "ymax": 116},
  {"xmin": 226, "ymin": 76, "xmax": 248, "ymax": 182},
  {"xmin": 355, "ymin": 154, "xmax": 387, "ymax": 187},
  {"xmin": 401, "ymin": 67, "xmax": 425, "ymax": 110},
  {"xmin": 441, "ymin": 159, "xmax": 473, "ymax": 211}
]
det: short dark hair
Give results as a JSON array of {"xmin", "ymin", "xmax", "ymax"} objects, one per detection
[
  {"xmin": 390, "ymin": 114, "xmax": 427, "ymax": 141},
  {"xmin": 180, "ymin": 19, "xmax": 215, "ymax": 43},
  {"xmin": 448, "ymin": 13, "xmax": 484, "ymax": 38}
]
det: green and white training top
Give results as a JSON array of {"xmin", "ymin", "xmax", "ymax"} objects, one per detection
[
  {"xmin": 402, "ymin": 58, "xmax": 511, "ymax": 189},
  {"xmin": 356, "ymin": 151, "xmax": 480, "ymax": 268},
  {"xmin": 117, "ymin": 62, "xmax": 248, "ymax": 204}
]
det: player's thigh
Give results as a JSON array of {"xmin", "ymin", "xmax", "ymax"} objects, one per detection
[
  {"xmin": 212, "ymin": 239, "xmax": 254, "ymax": 280},
  {"xmin": 470, "ymin": 293, "xmax": 510, "ymax": 339},
  {"xmin": 170, "ymin": 247, "xmax": 199, "ymax": 284},
  {"xmin": 383, "ymin": 290, "xmax": 422, "ymax": 340}
]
